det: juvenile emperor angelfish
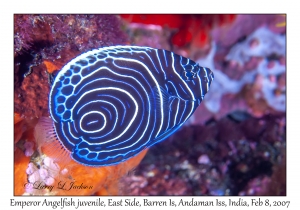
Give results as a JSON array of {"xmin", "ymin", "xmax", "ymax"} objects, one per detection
[{"xmin": 46, "ymin": 46, "xmax": 214, "ymax": 166}]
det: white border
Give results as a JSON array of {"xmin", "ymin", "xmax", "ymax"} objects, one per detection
[{"xmin": 3, "ymin": 0, "xmax": 297, "ymax": 209}]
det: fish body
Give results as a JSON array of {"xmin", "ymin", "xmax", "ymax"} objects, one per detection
[{"xmin": 49, "ymin": 46, "xmax": 214, "ymax": 166}]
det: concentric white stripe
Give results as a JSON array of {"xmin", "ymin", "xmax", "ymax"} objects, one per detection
[
  {"xmin": 79, "ymin": 111, "xmax": 106, "ymax": 133},
  {"xmin": 72, "ymin": 87, "xmax": 138, "ymax": 145}
]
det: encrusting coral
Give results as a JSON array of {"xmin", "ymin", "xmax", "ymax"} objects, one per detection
[
  {"xmin": 191, "ymin": 17, "xmax": 286, "ymax": 124},
  {"xmin": 120, "ymin": 14, "xmax": 236, "ymax": 49},
  {"xmin": 14, "ymin": 115, "xmax": 148, "ymax": 196}
]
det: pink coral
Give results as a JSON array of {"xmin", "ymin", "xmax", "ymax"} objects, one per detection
[{"xmin": 24, "ymin": 141, "xmax": 34, "ymax": 157}]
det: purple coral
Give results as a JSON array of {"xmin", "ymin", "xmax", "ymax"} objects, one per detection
[
  {"xmin": 14, "ymin": 14, "xmax": 128, "ymax": 119},
  {"xmin": 191, "ymin": 26, "xmax": 286, "ymax": 124},
  {"xmin": 14, "ymin": 15, "xmax": 128, "ymax": 56}
]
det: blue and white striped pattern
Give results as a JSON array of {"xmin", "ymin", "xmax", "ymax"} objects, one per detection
[{"xmin": 49, "ymin": 46, "xmax": 214, "ymax": 166}]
